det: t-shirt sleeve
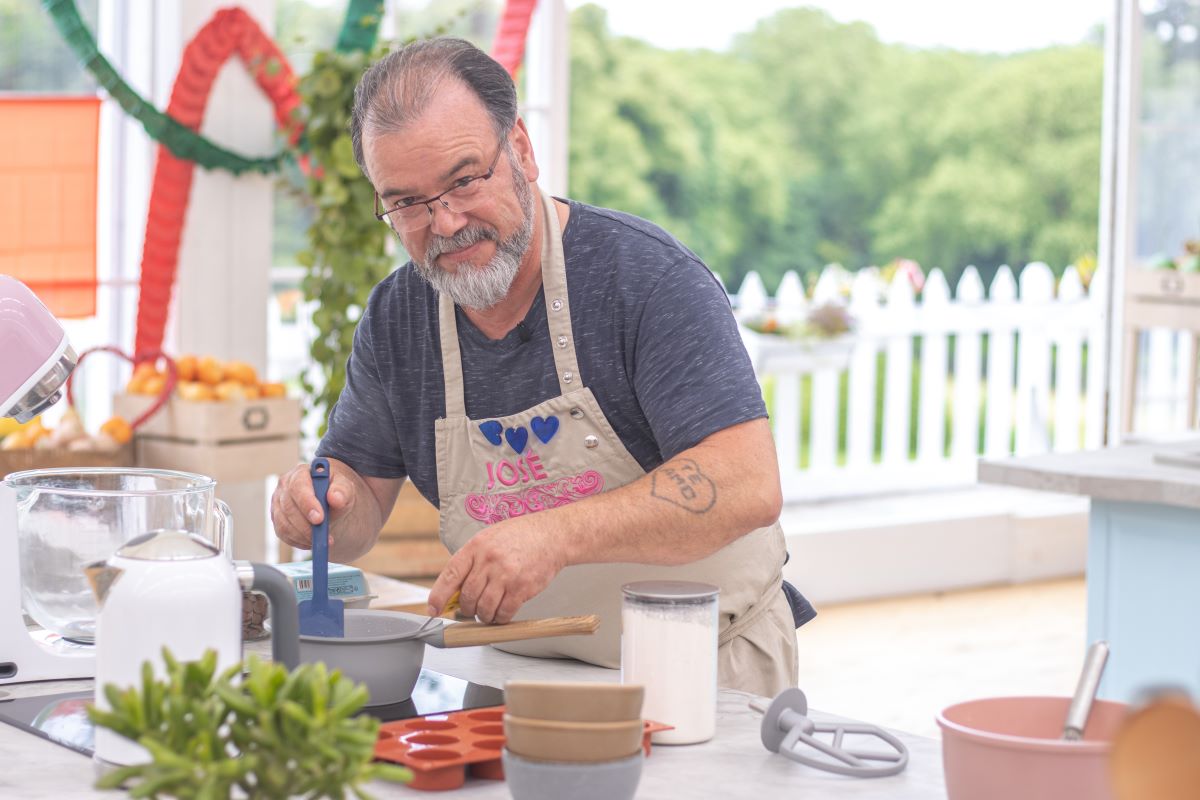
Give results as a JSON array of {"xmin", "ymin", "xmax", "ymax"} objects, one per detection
[
  {"xmin": 314, "ymin": 313, "xmax": 407, "ymax": 479},
  {"xmin": 630, "ymin": 257, "xmax": 768, "ymax": 460}
]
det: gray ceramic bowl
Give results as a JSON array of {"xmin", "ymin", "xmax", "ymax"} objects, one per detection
[
  {"xmin": 502, "ymin": 749, "xmax": 643, "ymax": 800},
  {"xmin": 297, "ymin": 610, "xmax": 426, "ymax": 707}
]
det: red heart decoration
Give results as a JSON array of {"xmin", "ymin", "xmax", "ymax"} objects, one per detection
[{"xmin": 66, "ymin": 346, "xmax": 177, "ymax": 431}]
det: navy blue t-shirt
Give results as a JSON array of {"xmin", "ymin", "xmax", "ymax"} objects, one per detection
[{"xmin": 316, "ymin": 198, "xmax": 767, "ymax": 508}]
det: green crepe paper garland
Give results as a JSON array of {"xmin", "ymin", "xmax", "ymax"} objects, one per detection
[{"xmin": 40, "ymin": 0, "xmax": 383, "ymax": 175}]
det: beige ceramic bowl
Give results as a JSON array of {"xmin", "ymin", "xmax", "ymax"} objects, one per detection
[
  {"xmin": 504, "ymin": 714, "xmax": 644, "ymax": 763},
  {"xmin": 505, "ymin": 681, "xmax": 644, "ymax": 723}
]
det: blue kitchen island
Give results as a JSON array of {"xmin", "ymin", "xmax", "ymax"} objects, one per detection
[{"xmin": 980, "ymin": 438, "xmax": 1200, "ymax": 701}]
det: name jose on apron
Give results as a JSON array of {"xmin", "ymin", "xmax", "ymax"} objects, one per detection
[{"xmin": 432, "ymin": 191, "xmax": 798, "ymax": 695}]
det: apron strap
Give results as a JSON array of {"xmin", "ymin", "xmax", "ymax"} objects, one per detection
[
  {"xmin": 538, "ymin": 191, "xmax": 581, "ymax": 396},
  {"xmin": 438, "ymin": 188, "xmax": 581, "ymax": 415},
  {"xmin": 438, "ymin": 293, "xmax": 468, "ymax": 417},
  {"xmin": 718, "ymin": 570, "xmax": 784, "ymax": 647}
]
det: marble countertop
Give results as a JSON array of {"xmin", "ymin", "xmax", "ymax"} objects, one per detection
[
  {"xmin": 978, "ymin": 438, "xmax": 1200, "ymax": 509},
  {"xmin": 0, "ymin": 643, "xmax": 947, "ymax": 798}
]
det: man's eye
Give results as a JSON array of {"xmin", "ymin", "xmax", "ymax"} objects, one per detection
[
  {"xmin": 453, "ymin": 176, "xmax": 473, "ymax": 189},
  {"xmin": 396, "ymin": 197, "xmax": 421, "ymax": 209}
]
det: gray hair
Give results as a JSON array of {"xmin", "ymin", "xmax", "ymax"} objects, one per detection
[{"xmin": 350, "ymin": 38, "xmax": 518, "ymax": 179}]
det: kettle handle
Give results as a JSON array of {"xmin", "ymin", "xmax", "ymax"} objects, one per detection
[{"xmin": 239, "ymin": 563, "xmax": 299, "ymax": 670}]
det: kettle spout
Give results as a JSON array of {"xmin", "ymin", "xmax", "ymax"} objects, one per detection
[{"xmin": 84, "ymin": 561, "xmax": 123, "ymax": 606}]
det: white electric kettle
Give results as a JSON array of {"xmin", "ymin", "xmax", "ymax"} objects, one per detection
[{"xmin": 86, "ymin": 530, "xmax": 299, "ymax": 767}]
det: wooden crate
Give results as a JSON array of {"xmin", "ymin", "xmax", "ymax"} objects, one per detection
[
  {"xmin": 1125, "ymin": 268, "xmax": 1200, "ymax": 308},
  {"xmin": 132, "ymin": 437, "xmax": 300, "ymax": 483},
  {"xmin": 114, "ymin": 393, "xmax": 301, "ymax": 441},
  {"xmin": 349, "ymin": 481, "xmax": 446, "ymax": 579},
  {"xmin": 0, "ymin": 442, "xmax": 135, "ymax": 479},
  {"xmin": 113, "ymin": 394, "xmax": 301, "ymax": 483}
]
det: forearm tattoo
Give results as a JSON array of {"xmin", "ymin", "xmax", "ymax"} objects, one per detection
[{"xmin": 651, "ymin": 459, "xmax": 717, "ymax": 514}]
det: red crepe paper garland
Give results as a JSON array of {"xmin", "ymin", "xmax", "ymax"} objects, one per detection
[{"xmin": 134, "ymin": 8, "xmax": 304, "ymax": 359}]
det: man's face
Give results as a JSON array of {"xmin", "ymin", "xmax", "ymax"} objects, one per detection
[{"xmin": 364, "ymin": 81, "xmax": 537, "ymax": 309}]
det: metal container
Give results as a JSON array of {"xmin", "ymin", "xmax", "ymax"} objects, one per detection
[{"xmin": 299, "ymin": 609, "xmax": 600, "ymax": 707}]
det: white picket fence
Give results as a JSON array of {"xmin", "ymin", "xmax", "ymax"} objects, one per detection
[
  {"xmin": 730, "ymin": 263, "xmax": 1108, "ymax": 502},
  {"xmin": 266, "ymin": 260, "xmax": 1199, "ymax": 503}
]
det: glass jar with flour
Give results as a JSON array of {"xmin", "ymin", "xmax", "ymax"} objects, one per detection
[{"xmin": 620, "ymin": 580, "xmax": 719, "ymax": 744}]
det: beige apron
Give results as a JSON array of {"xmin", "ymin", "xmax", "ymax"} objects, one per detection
[{"xmin": 433, "ymin": 191, "xmax": 798, "ymax": 695}]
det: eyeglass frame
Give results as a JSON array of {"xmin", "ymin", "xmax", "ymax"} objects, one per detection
[{"xmin": 373, "ymin": 135, "xmax": 507, "ymax": 229}]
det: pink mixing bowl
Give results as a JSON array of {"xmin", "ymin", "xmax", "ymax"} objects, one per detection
[{"xmin": 937, "ymin": 696, "xmax": 1129, "ymax": 800}]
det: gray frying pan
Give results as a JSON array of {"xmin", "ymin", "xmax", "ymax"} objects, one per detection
[{"xmin": 298, "ymin": 608, "xmax": 600, "ymax": 706}]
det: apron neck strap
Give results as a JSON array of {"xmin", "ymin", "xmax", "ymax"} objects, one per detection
[
  {"xmin": 539, "ymin": 191, "xmax": 581, "ymax": 394},
  {"xmin": 438, "ymin": 189, "xmax": 580, "ymax": 418}
]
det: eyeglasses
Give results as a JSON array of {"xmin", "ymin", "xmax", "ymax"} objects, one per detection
[{"xmin": 374, "ymin": 137, "xmax": 506, "ymax": 232}]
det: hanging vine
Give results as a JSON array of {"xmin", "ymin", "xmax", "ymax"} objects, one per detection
[{"xmin": 297, "ymin": 6, "xmax": 476, "ymax": 429}]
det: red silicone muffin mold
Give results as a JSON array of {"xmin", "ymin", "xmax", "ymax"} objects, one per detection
[{"xmin": 374, "ymin": 705, "xmax": 672, "ymax": 791}]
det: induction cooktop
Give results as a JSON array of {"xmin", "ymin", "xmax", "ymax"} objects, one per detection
[{"xmin": 0, "ymin": 668, "xmax": 504, "ymax": 758}]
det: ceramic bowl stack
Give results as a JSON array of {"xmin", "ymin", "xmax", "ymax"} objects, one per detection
[{"xmin": 502, "ymin": 681, "xmax": 645, "ymax": 800}]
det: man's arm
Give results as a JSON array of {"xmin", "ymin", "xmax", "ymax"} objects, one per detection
[
  {"xmin": 270, "ymin": 457, "xmax": 404, "ymax": 562},
  {"xmin": 427, "ymin": 417, "xmax": 781, "ymax": 623}
]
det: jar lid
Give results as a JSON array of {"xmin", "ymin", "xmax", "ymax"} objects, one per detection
[
  {"xmin": 622, "ymin": 580, "xmax": 719, "ymax": 604},
  {"xmin": 117, "ymin": 529, "xmax": 219, "ymax": 561}
]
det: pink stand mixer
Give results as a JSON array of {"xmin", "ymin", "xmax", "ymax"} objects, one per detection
[
  {"xmin": 1, "ymin": 277, "xmax": 298, "ymax": 696},
  {"xmin": 0, "ymin": 275, "xmax": 78, "ymax": 424},
  {"xmin": 1, "ymin": 275, "xmax": 91, "ymax": 682},
  {"xmin": 2, "ymin": 276, "xmax": 242, "ymax": 687}
]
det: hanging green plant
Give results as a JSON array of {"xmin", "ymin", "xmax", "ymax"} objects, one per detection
[
  {"xmin": 295, "ymin": 44, "xmax": 395, "ymax": 430},
  {"xmin": 295, "ymin": 8, "xmax": 476, "ymax": 430}
]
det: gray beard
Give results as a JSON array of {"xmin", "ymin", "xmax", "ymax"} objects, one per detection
[{"xmin": 415, "ymin": 163, "xmax": 535, "ymax": 311}]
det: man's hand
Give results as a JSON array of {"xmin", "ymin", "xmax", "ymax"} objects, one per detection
[
  {"xmin": 270, "ymin": 458, "xmax": 402, "ymax": 562},
  {"xmin": 426, "ymin": 517, "xmax": 567, "ymax": 625}
]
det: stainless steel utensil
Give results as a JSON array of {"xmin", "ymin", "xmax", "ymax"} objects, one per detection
[{"xmin": 1063, "ymin": 641, "xmax": 1110, "ymax": 741}]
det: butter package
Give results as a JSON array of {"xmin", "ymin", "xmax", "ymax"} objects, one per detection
[{"xmin": 274, "ymin": 560, "xmax": 370, "ymax": 602}]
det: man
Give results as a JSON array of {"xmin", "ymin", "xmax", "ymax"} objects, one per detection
[{"xmin": 272, "ymin": 37, "xmax": 811, "ymax": 695}]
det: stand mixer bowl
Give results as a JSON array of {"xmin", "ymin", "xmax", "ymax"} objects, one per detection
[{"xmin": 4, "ymin": 468, "xmax": 230, "ymax": 643}]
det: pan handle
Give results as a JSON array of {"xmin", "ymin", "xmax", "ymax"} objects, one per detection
[{"xmin": 440, "ymin": 615, "xmax": 600, "ymax": 648}]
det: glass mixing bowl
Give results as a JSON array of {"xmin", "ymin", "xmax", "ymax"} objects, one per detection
[{"xmin": 4, "ymin": 468, "xmax": 230, "ymax": 643}]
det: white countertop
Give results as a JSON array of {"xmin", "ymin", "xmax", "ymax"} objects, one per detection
[
  {"xmin": 978, "ymin": 438, "xmax": 1200, "ymax": 510},
  {"xmin": 0, "ymin": 644, "xmax": 946, "ymax": 798}
]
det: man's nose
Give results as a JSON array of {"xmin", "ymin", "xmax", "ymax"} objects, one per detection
[{"xmin": 427, "ymin": 199, "xmax": 467, "ymax": 238}]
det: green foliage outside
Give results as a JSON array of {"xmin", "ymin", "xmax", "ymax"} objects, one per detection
[
  {"xmin": 0, "ymin": 0, "xmax": 96, "ymax": 92},
  {"xmin": 88, "ymin": 649, "xmax": 410, "ymax": 799},
  {"xmin": 568, "ymin": 5, "xmax": 1104, "ymax": 293},
  {"xmin": 2, "ymin": 0, "xmax": 1104, "ymax": 427}
]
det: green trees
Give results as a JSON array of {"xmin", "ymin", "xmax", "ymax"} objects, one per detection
[
  {"xmin": 0, "ymin": 0, "xmax": 96, "ymax": 91},
  {"xmin": 568, "ymin": 4, "xmax": 1104, "ymax": 292}
]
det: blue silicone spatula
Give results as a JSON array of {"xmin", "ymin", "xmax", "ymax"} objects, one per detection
[{"xmin": 297, "ymin": 458, "xmax": 344, "ymax": 638}]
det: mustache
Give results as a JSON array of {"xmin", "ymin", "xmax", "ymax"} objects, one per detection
[{"xmin": 424, "ymin": 224, "xmax": 500, "ymax": 263}]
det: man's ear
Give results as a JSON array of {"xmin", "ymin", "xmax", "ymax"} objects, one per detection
[{"xmin": 510, "ymin": 118, "xmax": 540, "ymax": 184}]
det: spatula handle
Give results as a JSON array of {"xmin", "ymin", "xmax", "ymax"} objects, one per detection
[
  {"xmin": 441, "ymin": 615, "xmax": 600, "ymax": 648},
  {"xmin": 310, "ymin": 458, "xmax": 331, "ymax": 606}
]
